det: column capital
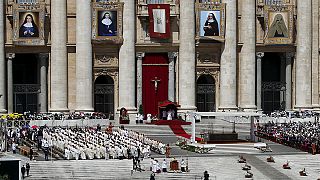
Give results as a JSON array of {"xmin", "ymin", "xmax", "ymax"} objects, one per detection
[
  {"xmin": 136, "ymin": 52, "xmax": 145, "ymax": 60},
  {"xmin": 6, "ymin": 53, "xmax": 15, "ymax": 59},
  {"xmin": 168, "ymin": 52, "xmax": 178, "ymax": 60},
  {"xmin": 286, "ymin": 52, "xmax": 295, "ymax": 59},
  {"xmin": 256, "ymin": 52, "xmax": 264, "ymax": 59},
  {"xmin": 39, "ymin": 53, "xmax": 49, "ymax": 60}
]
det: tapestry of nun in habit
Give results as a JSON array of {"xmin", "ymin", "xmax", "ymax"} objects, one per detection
[{"xmin": 42, "ymin": 127, "xmax": 166, "ymax": 160}]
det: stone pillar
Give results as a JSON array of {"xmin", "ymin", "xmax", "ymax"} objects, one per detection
[
  {"xmin": 256, "ymin": 52, "xmax": 264, "ymax": 111},
  {"xmin": 50, "ymin": 0, "xmax": 68, "ymax": 112},
  {"xmin": 168, "ymin": 52, "xmax": 177, "ymax": 102},
  {"xmin": 312, "ymin": 0, "xmax": 320, "ymax": 109},
  {"xmin": 295, "ymin": 0, "xmax": 312, "ymax": 109},
  {"xmin": 0, "ymin": 1, "xmax": 6, "ymax": 113},
  {"xmin": 239, "ymin": 0, "xmax": 256, "ymax": 111},
  {"xmin": 136, "ymin": 52, "xmax": 145, "ymax": 108},
  {"xmin": 6, "ymin": 53, "xmax": 15, "ymax": 114},
  {"xmin": 119, "ymin": 0, "xmax": 136, "ymax": 113},
  {"xmin": 39, "ymin": 53, "xmax": 48, "ymax": 112},
  {"xmin": 285, "ymin": 53, "xmax": 293, "ymax": 110},
  {"xmin": 179, "ymin": 0, "xmax": 196, "ymax": 112},
  {"xmin": 219, "ymin": 0, "xmax": 237, "ymax": 111},
  {"xmin": 76, "ymin": 0, "xmax": 93, "ymax": 112}
]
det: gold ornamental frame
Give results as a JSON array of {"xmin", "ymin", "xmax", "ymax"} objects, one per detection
[
  {"xmin": 196, "ymin": 2, "xmax": 226, "ymax": 42},
  {"xmin": 13, "ymin": 3, "xmax": 45, "ymax": 46},
  {"xmin": 264, "ymin": 5, "xmax": 294, "ymax": 45},
  {"xmin": 92, "ymin": 1, "xmax": 124, "ymax": 44}
]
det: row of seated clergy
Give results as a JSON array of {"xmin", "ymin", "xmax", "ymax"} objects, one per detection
[{"xmin": 41, "ymin": 127, "xmax": 165, "ymax": 160}]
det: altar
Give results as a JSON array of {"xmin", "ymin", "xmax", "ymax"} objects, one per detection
[{"xmin": 170, "ymin": 159, "xmax": 179, "ymax": 171}]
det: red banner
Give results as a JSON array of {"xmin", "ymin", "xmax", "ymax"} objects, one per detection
[{"xmin": 147, "ymin": 4, "xmax": 170, "ymax": 39}]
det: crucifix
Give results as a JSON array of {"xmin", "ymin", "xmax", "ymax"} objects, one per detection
[{"xmin": 151, "ymin": 76, "xmax": 161, "ymax": 92}]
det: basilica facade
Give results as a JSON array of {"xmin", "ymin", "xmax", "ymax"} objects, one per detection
[{"xmin": 0, "ymin": 0, "xmax": 319, "ymax": 117}]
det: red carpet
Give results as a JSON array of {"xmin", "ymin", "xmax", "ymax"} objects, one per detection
[
  {"xmin": 155, "ymin": 120, "xmax": 202, "ymax": 141},
  {"xmin": 154, "ymin": 120, "xmax": 191, "ymax": 125}
]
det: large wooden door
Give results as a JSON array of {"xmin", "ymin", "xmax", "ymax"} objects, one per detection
[{"xmin": 142, "ymin": 53, "xmax": 169, "ymax": 116}]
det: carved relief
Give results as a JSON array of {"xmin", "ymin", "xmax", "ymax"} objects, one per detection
[
  {"xmin": 94, "ymin": 68, "xmax": 118, "ymax": 82},
  {"xmin": 94, "ymin": 54, "xmax": 119, "ymax": 67},
  {"xmin": 197, "ymin": 53, "xmax": 220, "ymax": 65},
  {"xmin": 196, "ymin": 68, "xmax": 220, "ymax": 84}
]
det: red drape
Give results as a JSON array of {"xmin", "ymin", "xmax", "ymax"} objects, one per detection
[{"xmin": 142, "ymin": 53, "xmax": 169, "ymax": 117}]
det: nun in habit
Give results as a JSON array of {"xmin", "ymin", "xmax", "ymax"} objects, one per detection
[{"xmin": 267, "ymin": 14, "xmax": 288, "ymax": 38}]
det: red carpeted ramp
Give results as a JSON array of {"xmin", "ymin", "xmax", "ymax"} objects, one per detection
[
  {"xmin": 154, "ymin": 120, "xmax": 191, "ymax": 125},
  {"xmin": 155, "ymin": 120, "xmax": 202, "ymax": 141}
]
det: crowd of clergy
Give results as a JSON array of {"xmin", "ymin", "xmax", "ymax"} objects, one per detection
[
  {"xmin": 256, "ymin": 121, "xmax": 320, "ymax": 154},
  {"xmin": 2, "ymin": 124, "xmax": 166, "ymax": 161},
  {"xmin": 40, "ymin": 126, "xmax": 166, "ymax": 160}
]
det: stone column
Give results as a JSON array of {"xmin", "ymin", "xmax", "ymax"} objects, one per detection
[
  {"xmin": 119, "ymin": 0, "xmax": 136, "ymax": 113},
  {"xmin": 285, "ymin": 53, "xmax": 293, "ymax": 110},
  {"xmin": 6, "ymin": 53, "xmax": 15, "ymax": 114},
  {"xmin": 179, "ymin": 0, "xmax": 196, "ymax": 112},
  {"xmin": 39, "ymin": 53, "xmax": 48, "ymax": 112},
  {"xmin": 76, "ymin": 0, "xmax": 93, "ymax": 112},
  {"xmin": 256, "ymin": 52, "xmax": 264, "ymax": 111},
  {"xmin": 50, "ymin": 0, "xmax": 68, "ymax": 112},
  {"xmin": 312, "ymin": 0, "xmax": 320, "ymax": 109},
  {"xmin": 239, "ymin": 0, "xmax": 256, "ymax": 111},
  {"xmin": 219, "ymin": 0, "xmax": 237, "ymax": 111},
  {"xmin": 0, "ymin": 1, "xmax": 6, "ymax": 113},
  {"xmin": 168, "ymin": 52, "xmax": 177, "ymax": 102},
  {"xmin": 295, "ymin": 0, "xmax": 312, "ymax": 109},
  {"xmin": 136, "ymin": 52, "xmax": 145, "ymax": 108}
]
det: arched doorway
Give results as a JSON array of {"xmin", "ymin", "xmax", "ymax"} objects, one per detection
[
  {"xmin": 94, "ymin": 75, "xmax": 114, "ymax": 114},
  {"xmin": 196, "ymin": 75, "xmax": 216, "ymax": 112}
]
